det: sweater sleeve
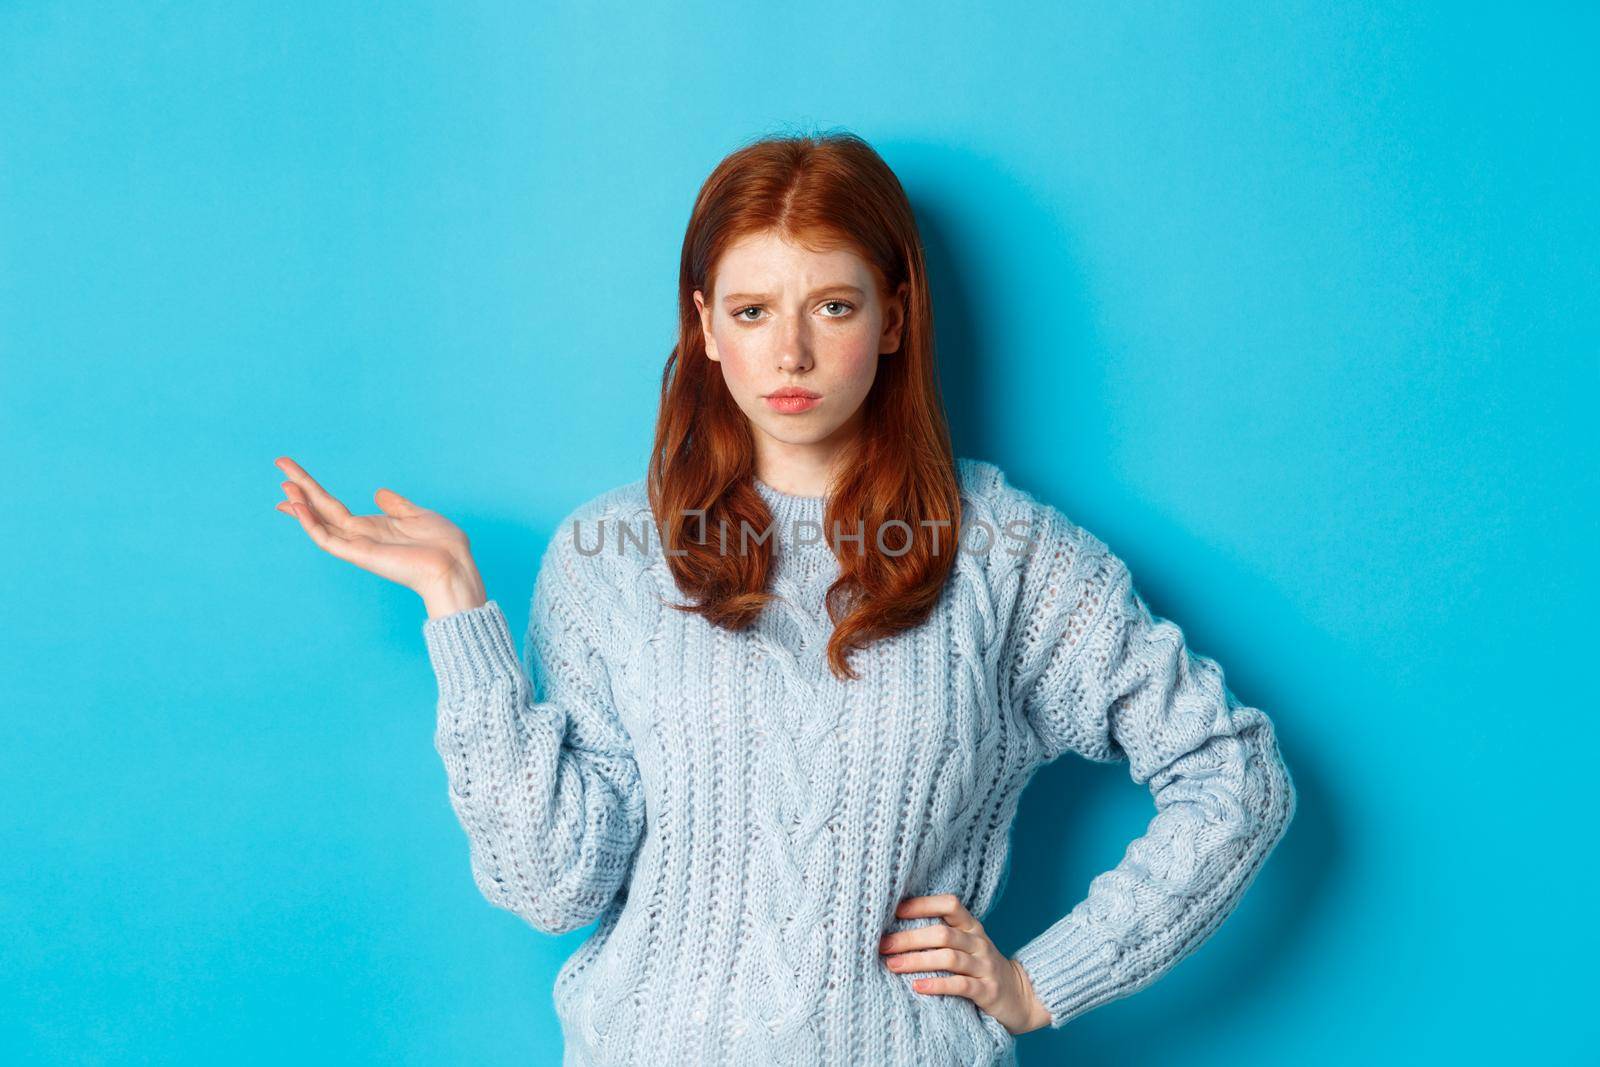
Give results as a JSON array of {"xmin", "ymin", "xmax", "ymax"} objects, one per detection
[
  {"xmin": 421, "ymin": 527, "xmax": 647, "ymax": 936},
  {"xmin": 1005, "ymin": 503, "xmax": 1296, "ymax": 1028}
]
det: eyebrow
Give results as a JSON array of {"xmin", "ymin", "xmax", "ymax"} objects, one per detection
[{"xmin": 720, "ymin": 284, "xmax": 866, "ymax": 306}]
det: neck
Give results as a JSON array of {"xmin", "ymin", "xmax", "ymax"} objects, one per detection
[{"xmin": 750, "ymin": 415, "xmax": 864, "ymax": 498}]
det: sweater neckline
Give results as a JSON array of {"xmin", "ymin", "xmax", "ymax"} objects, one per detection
[
  {"xmin": 750, "ymin": 477, "xmax": 846, "ymax": 592},
  {"xmin": 752, "ymin": 476, "xmax": 827, "ymax": 531}
]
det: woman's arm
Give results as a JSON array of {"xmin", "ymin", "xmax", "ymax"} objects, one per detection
[
  {"xmin": 422, "ymin": 527, "xmax": 647, "ymax": 936},
  {"xmin": 270, "ymin": 458, "xmax": 645, "ymax": 934},
  {"xmin": 1005, "ymin": 503, "xmax": 1296, "ymax": 1028}
]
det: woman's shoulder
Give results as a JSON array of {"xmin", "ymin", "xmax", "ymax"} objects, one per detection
[
  {"xmin": 954, "ymin": 455, "xmax": 1051, "ymax": 522},
  {"xmin": 953, "ymin": 459, "xmax": 1125, "ymax": 674},
  {"xmin": 555, "ymin": 474, "xmax": 652, "ymax": 527},
  {"xmin": 527, "ymin": 477, "xmax": 664, "ymax": 666},
  {"xmin": 536, "ymin": 475, "xmax": 657, "ymax": 592},
  {"xmin": 954, "ymin": 456, "xmax": 1108, "ymax": 565}
]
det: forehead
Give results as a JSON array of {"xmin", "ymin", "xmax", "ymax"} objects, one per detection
[{"xmin": 711, "ymin": 231, "xmax": 874, "ymax": 294}]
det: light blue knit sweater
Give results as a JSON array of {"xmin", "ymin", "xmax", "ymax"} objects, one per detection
[{"xmin": 421, "ymin": 457, "xmax": 1296, "ymax": 1066}]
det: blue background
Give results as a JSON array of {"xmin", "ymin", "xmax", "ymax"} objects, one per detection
[{"xmin": 3, "ymin": 3, "xmax": 1594, "ymax": 1063}]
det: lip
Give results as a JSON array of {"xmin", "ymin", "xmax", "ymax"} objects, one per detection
[{"xmin": 763, "ymin": 387, "xmax": 821, "ymax": 414}]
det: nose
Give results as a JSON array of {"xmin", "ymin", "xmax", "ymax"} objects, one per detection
[{"xmin": 776, "ymin": 316, "xmax": 814, "ymax": 373}]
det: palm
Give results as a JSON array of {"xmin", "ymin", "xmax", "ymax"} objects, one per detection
[{"xmin": 273, "ymin": 456, "xmax": 471, "ymax": 595}]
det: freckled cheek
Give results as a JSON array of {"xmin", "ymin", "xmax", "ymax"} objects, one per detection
[
  {"xmin": 712, "ymin": 335, "xmax": 763, "ymax": 391},
  {"xmin": 825, "ymin": 340, "xmax": 881, "ymax": 387}
]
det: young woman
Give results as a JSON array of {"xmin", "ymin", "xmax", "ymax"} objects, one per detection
[{"xmin": 275, "ymin": 131, "xmax": 1296, "ymax": 1066}]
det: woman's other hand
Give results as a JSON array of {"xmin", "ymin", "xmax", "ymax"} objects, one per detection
[
  {"xmin": 273, "ymin": 456, "xmax": 486, "ymax": 618},
  {"xmin": 879, "ymin": 893, "xmax": 1053, "ymax": 1035}
]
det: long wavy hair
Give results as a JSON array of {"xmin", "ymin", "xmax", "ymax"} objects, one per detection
[{"xmin": 646, "ymin": 128, "xmax": 961, "ymax": 681}]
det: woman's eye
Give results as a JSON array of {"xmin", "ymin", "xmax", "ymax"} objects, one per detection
[{"xmin": 732, "ymin": 302, "xmax": 852, "ymax": 321}]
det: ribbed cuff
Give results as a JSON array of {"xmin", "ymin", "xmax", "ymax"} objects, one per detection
[
  {"xmin": 421, "ymin": 599, "xmax": 523, "ymax": 701},
  {"xmin": 1012, "ymin": 916, "xmax": 1121, "ymax": 1029}
]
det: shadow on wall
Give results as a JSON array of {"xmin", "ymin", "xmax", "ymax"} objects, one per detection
[{"xmin": 891, "ymin": 139, "xmax": 1341, "ymax": 1060}]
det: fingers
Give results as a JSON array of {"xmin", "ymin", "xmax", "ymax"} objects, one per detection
[
  {"xmin": 883, "ymin": 944, "xmax": 984, "ymax": 979},
  {"xmin": 374, "ymin": 487, "xmax": 423, "ymax": 517},
  {"xmin": 279, "ymin": 480, "xmax": 349, "ymax": 534},
  {"xmin": 895, "ymin": 892, "xmax": 985, "ymax": 936},
  {"xmin": 278, "ymin": 496, "xmax": 375, "ymax": 569},
  {"xmin": 882, "ymin": 894, "xmax": 998, "ymax": 995},
  {"xmin": 278, "ymin": 493, "xmax": 335, "ymax": 547},
  {"xmin": 879, "ymin": 913, "xmax": 985, "ymax": 961},
  {"xmin": 274, "ymin": 456, "xmax": 353, "ymax": 523},
  {"xmin": 903, "ymin": 973, "xmax": 986, "ymax": 1000}
]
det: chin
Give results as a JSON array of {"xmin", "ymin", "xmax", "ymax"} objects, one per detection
[
  {"xmin": 758, "ymin": 425, "xmax": 830, "ymax": 445},
  {"xmin": 749, "ymin": 417, "xmax": 842, "ymax": 445}
]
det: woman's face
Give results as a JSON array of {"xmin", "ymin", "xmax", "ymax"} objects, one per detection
[{"xmin": 694, "ymin": 230, "xmax": 907, "ymax": 467}]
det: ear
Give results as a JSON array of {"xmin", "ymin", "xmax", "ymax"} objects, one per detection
[
  {"xmin": 693, "ymin": 289, "xmax": 720, "ymax": 362},
  {"xmin": 880, "ymin": 281, "xmax": 909, "ymax": 355}
]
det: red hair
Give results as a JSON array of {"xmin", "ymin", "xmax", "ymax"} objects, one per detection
[{"xmin": 647, "ymin": 128, "xmax": 961, "ymax": 681}]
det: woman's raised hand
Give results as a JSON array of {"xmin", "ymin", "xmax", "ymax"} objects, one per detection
[{"xmin": 273, "ymin": 456, "xmax": 487, "ymax": 618}]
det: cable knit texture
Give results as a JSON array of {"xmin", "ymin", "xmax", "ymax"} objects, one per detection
[{"xmin": 420, "ymin": 457, "xmax": 1296, "ymax": 1066}]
